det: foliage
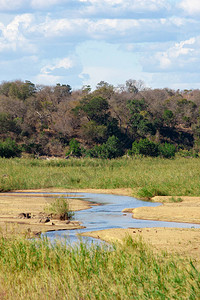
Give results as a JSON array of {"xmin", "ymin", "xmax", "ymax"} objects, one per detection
[
  {"xmin": 79, "ymin": 96, "xmax": 110, "ymax": 124},
  {"xmin": 67, "ymin": 139, "xmax": 82, "ymax": 157},
  {"xmin": 158, "ymin": 142, "xmax": 176, "ymax": 158},
  {"xmin": 169, "ymin": 197, "xmax": 183, "ymax": 203},
  {"xmin": 131, "ymin": 139, "xmax": 159, "ymax": 157},
  {"xmin": 0, "ymin": 138, "xmax": 21, "ymax": 158},
  {"xmin": 87, "ymin": 136, "xmax": 123, "ymax": 159},
  {"xmin": 163, "ymin": 109, "xmax": 175, "ymax": 126},
  {"xmin": 46, "ymin": 197, "xmax": 74, "ymax": 220},
  {"xmin": 0, "ymin": 79, "xmax": 200, "ymax": 157},
  {"xmin": 130, "ymin": 139, "xmax": 176, "ymax": 158},
  {"xmin": 0, "ymin": 113, "xmax": 20, "ymax": 134},
  {"xmin": 81, "ymin": 121, "xmax": 107, "ymax": 144}
]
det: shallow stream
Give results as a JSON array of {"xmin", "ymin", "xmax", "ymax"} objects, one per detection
[{"xmin": 40, "ymin": 192, "xmax": 200, "ymax": 244}]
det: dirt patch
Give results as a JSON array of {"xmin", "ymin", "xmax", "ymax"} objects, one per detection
[
  {"xmin": 0, "ymin": 191, "xmax": 94, "ymax": 236},
  {"xmin": 16, "ymin": 188, "xmax": 134, "ymax": 197},
  {"xmin": 132, "ymin": 196, "xmax": 200, "ymax": 224},
  {"xmin": 81, "ymin": 194, "xmax": 200, "ymax": 259},
  {"xmin": 81, "ymin": 227, "xmax": 200, "ymax": 260}
]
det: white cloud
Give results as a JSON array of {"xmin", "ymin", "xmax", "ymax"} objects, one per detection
[
  {"xmin": 157, "ymin": 37, "xmax": 196, "ymax": 69},
  {"xmin": 41, "ymin": 57, "xmax": 73, "ymax": 75},
  {"xmin": 79, "ymin": 0, "xmax": 170, "ymax": 11},
  {"xmin": 179, "ymin": 0, "xmax": 200, "ymax": 15},
  {"xmin": 31, "ymin": 17, "xmax": 180, "ymax": 43},
  {"xmin": 142, "ymin": 37, "xmax": 200, "ymax": 72},
  {"xmin": 0, "ymin": 14, "xmax": 36, "ymax": 53},
  {"xmin": 34, "ymin": 74, "xmax": 61, "ymax": 85},
  {"xmin": 30, "ymin": 0, "xmax": 66, "ymax": 10},
  {"xmin": 0, "ymin": 0, "xmax": 27, "ymax": 11}
]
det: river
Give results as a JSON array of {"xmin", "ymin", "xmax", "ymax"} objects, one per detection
[{"xmin": 41, "ymin": 192, "xmax": 200, "ymax": 244}]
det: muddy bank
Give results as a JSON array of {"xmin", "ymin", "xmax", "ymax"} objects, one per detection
[
  {"xmin": 82, "ymin": 227, "xmax": 200, "ymax": 260},
  {"xmin": 0, "ymin": 191, "xmax": 94, "ymax": 236},
  {"xmin": 81, "ymin": 194, "xmax": 200, "ymax": 259},
  {"xmin": 131, "ymin": 196, "xmax": 200, "ymax": 224}
]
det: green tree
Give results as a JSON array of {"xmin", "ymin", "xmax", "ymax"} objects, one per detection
[
  {"xmin": 0, "ymin": 138, "xmax": 21, "ymax": 158},
  {"xmin": 158, "ymin": 143, "xmax": 176, "ymax": 158},
  {"xmin": 131, "ymin": 139, "xmax": 159, "ymax": 157},
  {"xmin": 80, "ymin": 96, "xmax": 110, "ymax": 124},
  {"xmin": 67, "ymin": 139, "xmax": 82, "ymax": 157}
]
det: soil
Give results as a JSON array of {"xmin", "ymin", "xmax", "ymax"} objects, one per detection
[
  {"xmin": 132, "ymin": 196, "xmax": 200, "ymax": 224},
  {"xmin": 1, "ymin": 189, "xmax": 200, "ymax": 260},
  {"xmin": 81, "ymin": 227, "xmax": 200, "ymax": 260},
  {"xmin": 0, "ymin": 191, "xmax": 94, "ymax": 237}
]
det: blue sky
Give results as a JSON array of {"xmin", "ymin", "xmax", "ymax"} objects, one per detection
[{"xmin": 0, "ymin": 0, "xmax": 199, "ymax": 90}]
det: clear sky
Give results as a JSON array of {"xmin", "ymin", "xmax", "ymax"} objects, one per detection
[{"xmin": 0, "ymin": 0, "xmax": 199, "ymax": 90}]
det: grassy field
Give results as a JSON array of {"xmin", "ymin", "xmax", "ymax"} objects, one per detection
[
  {"xmin": 0, "ymin": 156, "xmax": 200, "ymax": 197},
  {"xmin": 0, "ymin": 235, "xmax": 199, "ymax": 300},
  {"xmin": 1, "ymin": 156, "xmax": 200, "ymax": 299}
]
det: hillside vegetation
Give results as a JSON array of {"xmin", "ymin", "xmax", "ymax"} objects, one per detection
[{"xmin": 0, "ymin": 79, "xmax": 200, "ymax": 158}]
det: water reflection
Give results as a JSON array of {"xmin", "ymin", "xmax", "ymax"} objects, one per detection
[{"xmin": 40, "ymin": 192, "xmax": 200, "ymax": 244}]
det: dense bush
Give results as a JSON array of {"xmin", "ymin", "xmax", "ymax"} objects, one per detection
[
  {"xmin": 87, "ymin": 136, "xmax": 123, "ymax": 159},
  {"xmin": 66, "ymin": 139, "xmax": 82, "ymax": 157},
  {"xmin": 0, "ymin": 138, "xmax": 21, "ymax": 158},
  {"xmin": 159, "ymin": 142, "xmax": 176, "ymax": 158},
  {"xmin": 131, "ymin": 139, "xmax": 159, "ymax": 157},
  {"xmin": 130, "ymin": 139, "xmax": 176, "ymax": 158}
]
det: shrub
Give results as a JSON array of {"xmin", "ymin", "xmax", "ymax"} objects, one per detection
[
  {"xmin": 0, "ymin": 138, "xmax": 21, "ymax": 158},
  {"xmin": 46, "ymin": 197, "xmax": 74, "ymax": 220},
  {"xmin": 67, "ymin": 139, "xmax": 82, "ymax": 157},
  {"xmin": 131, "ymin": 139, "xmax": 159, "ymax": 157},
  {"xmin": 158, "ymin": 142, "xmax": 176, "ymax": 158},
  {"xmin": 87, "ymin": 136, "xmax": 123, "ymax": 159}
]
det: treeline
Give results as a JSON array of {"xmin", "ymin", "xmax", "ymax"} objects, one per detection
[{"xmin": 0, "ymin": 79, "xmax": 200, "ymax": 158}]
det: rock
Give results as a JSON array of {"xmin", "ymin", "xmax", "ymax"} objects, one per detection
[
  {"xmin": 39, "ymin": 217, "xmax": 50, "ymax": 223},
  {"xmin": 18, "ymin": 213, "xmax": 31, "ymax": 219}
]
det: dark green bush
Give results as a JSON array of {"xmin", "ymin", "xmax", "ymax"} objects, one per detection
[
  {"xmin": 67, "ymin": 139, "xmax": 82, "ymax": 157},
  {"xmin": 87, "ymin": 136, "xmax": 123, "ymax": 159},
  {"xmin": 131, "ymin": 139, "xmax": 159, "ymax": 157},
  {"xmin": 0, "ymin": 138, "xmax": 21, "ymax": 158},
  {"xmin": 158, "ymin": 142, "xmax": 176, "ymax": 158}
]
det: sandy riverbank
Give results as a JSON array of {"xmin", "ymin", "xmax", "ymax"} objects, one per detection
[
  {"xmin": 80, "ymin": 193, "xmax": 200, "ymax": 259},
  {"xmin": 131, "ymin": 195, "xmax": 200, "ymax": 224},
  {"xmin": 1, "ymin": 189, "xmax": 200, "ymax": 259},
  {"xmin": 0, "ymin": 190, "xmax": 95, "ymax": 236}
]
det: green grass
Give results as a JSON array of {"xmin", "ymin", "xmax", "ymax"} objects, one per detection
[
  {"xmin": 0, "ymin": 235, "xmax": 199, "ymax": 299},
  {"xmin": 0, "ymin": 156, "xmax": 200, "ymax": 197},
  {"xmin": 45, "ymin": 196, "xmax": 75, "ymax": 220}
]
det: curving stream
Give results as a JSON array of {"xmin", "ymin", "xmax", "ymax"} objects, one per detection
[{"xmin": 40, "ymin": 192, "xmax": 200, "ymax": 244}]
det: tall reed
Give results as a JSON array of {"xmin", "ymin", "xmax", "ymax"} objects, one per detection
[
  {"xmin": 0, "ymin": 157, "xmax": 200, "ymax": 197},
  {"xmin": 0, "ymin": 235, "xmax": 199, "ymax": 299}
]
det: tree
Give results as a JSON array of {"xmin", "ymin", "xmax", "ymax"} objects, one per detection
[
  {"xmin": 0, "ymin": 138, "xmax": 21, "ymax": 158},
  {"xmin": 67, "ymin": 139, "xmax": 82, "ymax": 157},
  {"xmin": 131, "ymin": 139, "xmax": 159, "ymax": 157},
  {"xmin": 76, "ymin": 96, "xmax": 110, "ymax": 125}
]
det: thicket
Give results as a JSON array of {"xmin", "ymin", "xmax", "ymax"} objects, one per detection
[
  {"xmin": 0, "ymin": 79, "xmax": 200, "ymax": 158},
  {"xmin": 0, "ymin": 138, "xmax": 21, "ymax": 158},
  {"xmin": 129, "ymin": 139, "xmax": 176, "ymax": 158}
]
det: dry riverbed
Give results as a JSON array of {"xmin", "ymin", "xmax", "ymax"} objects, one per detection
[
  {"xmin": 0, "ymin": 189, "xmax": 200, "ymax": 259},
  {"xmin": 0, "ymin": 190, "xmax": 95, "ymax": 236},
  {"xmin": 81, "ymin": 194, "xmax": 200, "ymax": 259}
]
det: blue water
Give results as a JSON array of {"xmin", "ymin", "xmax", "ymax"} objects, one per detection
[{"xmin": 33, "ymin": 192, "xmax": 200, "ymax": 244}]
